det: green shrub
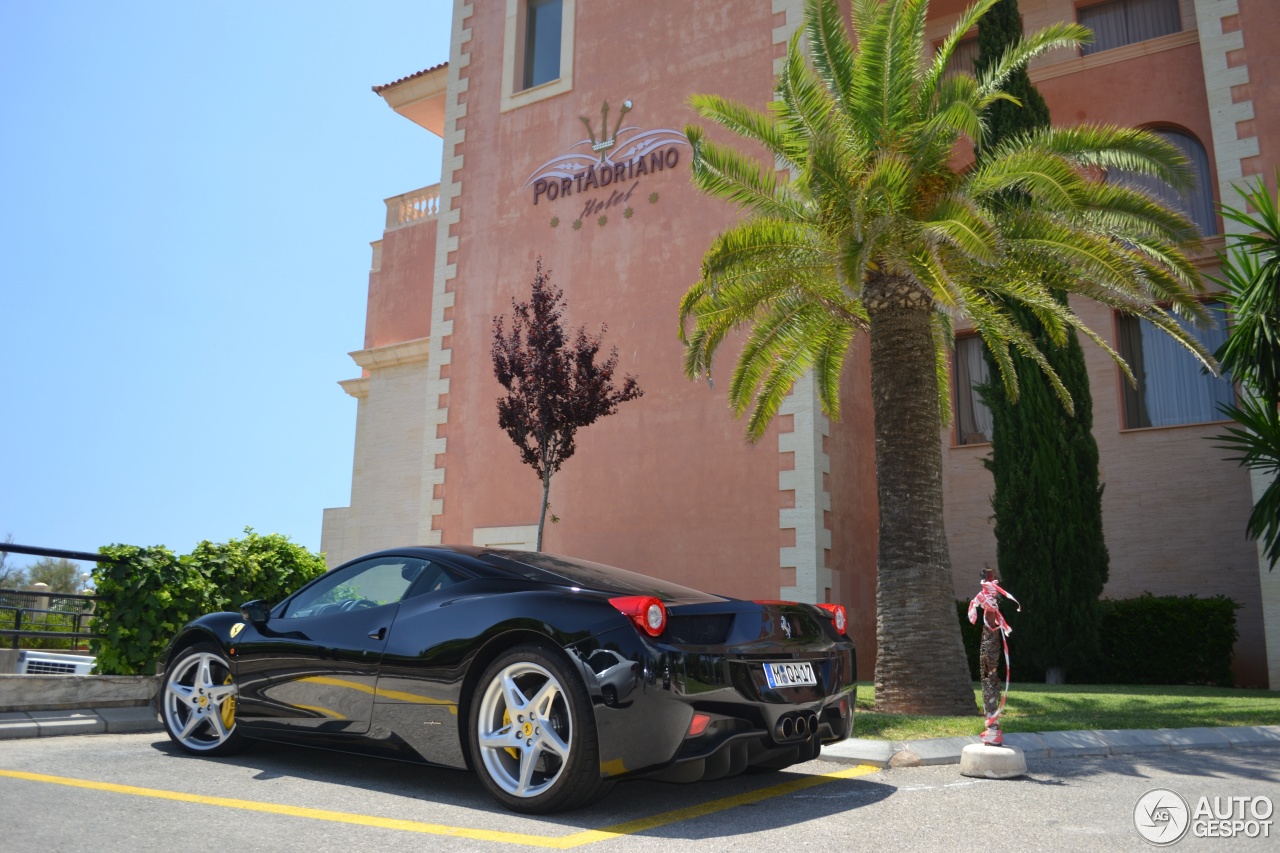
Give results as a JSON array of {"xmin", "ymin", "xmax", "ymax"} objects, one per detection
[
  {"xmin": 187, "ymin": 528, "xmax": 327, "ymax": 611},
  {"xmin": 89, "ymin": 533, "xmax": 327, "ymax": 675},
  {"xmin": 1089, "ymin": 594, "xmax": 1239, "ymax": 686},
  {"xmin": 957, "ymin": 592, "xmax": 1240, "ymax": 686},
  {"xmin": 90, "ymin": 545, "xmax": 215, "ymax": 675}
]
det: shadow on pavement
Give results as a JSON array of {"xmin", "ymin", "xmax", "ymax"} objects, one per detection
[{"xmin": 146, "ymin": 737, "xmax": 897, "ymax": 839}]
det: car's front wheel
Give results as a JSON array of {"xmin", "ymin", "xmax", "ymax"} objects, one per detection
[
  {"xmin": 161, "ymin": 642, "xmax": 246, "ymax": 756},
  {"xmin": 469, "ymin": 644, "xmax": 604, "ymax": 813}
]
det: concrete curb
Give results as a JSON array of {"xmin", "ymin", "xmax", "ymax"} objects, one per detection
[
  {"xmin": 0, "ymin": 706, "xmax": 160, "ymax": 740},
  {"xmin": 821, "ymin": 724, "xmax": 1280, "ymax": 768}
]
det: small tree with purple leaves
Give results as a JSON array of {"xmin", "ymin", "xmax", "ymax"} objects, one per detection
[{"xmin": 492, "ymin": 257, "xmax": 642, "ymax": 549}]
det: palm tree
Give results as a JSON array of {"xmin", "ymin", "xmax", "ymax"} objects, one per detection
[
  {"xmin": 680, "ymin": 0, "xmax": 1215, "ymax": 714},
  {"xmin": 1214, "ymin": 178, "xmax": 1280, "ymax": 568}
]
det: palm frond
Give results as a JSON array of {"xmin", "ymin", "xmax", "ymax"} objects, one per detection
[
  {"xmin": 976, "ymin": 22, "xmax": 1090, "ymax": 97},
  {"xmin": 1216, "ymin": 394, "xmax": 1280, "ymax": 567},
  {"xmin": 685, "ymin": 125, "xmax": 807, "ymax": 219},
  {"xmin": 918, "ymin": 0, "xmax": 1000, "ymax": 107},
  {"xmin": 805, "ymin": 0, "xmax": 859, "ymax": 118},
  {"xmin": 687, "ymin": 93, "xmax": 796, "ymax": 169}
]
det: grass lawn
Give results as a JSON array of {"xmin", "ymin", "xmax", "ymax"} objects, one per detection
[{"xmin": 852, "ymin": 682, "xmax": 1280, "ymax": 741}]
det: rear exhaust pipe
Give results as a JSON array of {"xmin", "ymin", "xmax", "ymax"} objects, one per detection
[{"xmin": 775, "ymin": 712, "xmax": 821, "ymax": 743}]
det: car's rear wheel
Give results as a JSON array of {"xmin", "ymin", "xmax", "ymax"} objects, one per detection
[
  {"xmin": 161, "ymin": 642, "xmax": 246, "ymax": 756},
  {"xmin": 469, "ymin": 644, "xmax": 604, "ymax": 813}
]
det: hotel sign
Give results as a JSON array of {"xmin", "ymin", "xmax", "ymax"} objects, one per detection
[{"xmin": 524, "ymin": 99, "xmax": 687, "ymax": 225}]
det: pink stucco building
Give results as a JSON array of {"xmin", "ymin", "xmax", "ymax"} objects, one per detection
[{"xmin": 322, "ymin": 0, "xmax": 1280, "ymax": 688}]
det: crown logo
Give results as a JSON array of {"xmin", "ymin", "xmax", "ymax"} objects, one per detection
[{"xmin": 581, "ymin": 99, "xmax": 633, "ymax": 162}]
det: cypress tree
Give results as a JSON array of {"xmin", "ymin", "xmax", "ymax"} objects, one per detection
[{"xmin": 974, "ymin": 0, "xmax": 1109, "ymax": 682}]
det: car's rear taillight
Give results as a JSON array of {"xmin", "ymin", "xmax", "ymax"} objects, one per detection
[
  {"xmin": 817, "ymin": 603, "xmax": 848, "ymax": 635},
  {"xmin": 610, "ymin": 595, "xmax": 667, "ymax": 637}
]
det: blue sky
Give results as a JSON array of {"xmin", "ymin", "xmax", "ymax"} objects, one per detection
[{"xmin": 1, "ymin": 1, "xmax": 452, "ymax": 567}]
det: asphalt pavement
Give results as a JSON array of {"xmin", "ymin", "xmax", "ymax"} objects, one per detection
[
  {"xmin": 3, "ymin": 704, "xmax": 1278, "ymax": 770},
  {"xmin": 1, "ymin": 732, "xmax": 1277, "ymax": 852}
]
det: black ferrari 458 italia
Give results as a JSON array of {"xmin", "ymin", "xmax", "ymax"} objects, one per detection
[{"xmin": 157, "ymin": 546, "xmax": 856, "ymax": 813}]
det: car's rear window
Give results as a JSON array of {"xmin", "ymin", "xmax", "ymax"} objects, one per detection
[{"xmin": 478, "ymin": 550, "xmax": 718, "ymax": 602}]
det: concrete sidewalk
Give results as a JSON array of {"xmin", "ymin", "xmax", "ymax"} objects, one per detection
[{"xmin": 820, "ymin": 725, "xmax": 1280, "ymax": 767}]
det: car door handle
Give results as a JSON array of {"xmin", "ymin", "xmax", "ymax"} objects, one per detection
[{"xmin": 368, "ymin": 627, "xmax": 387, "ymax": 641}]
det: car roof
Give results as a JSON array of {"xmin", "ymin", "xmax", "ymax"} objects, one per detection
[{"xmin": 347, "ymin": 545, "xmax": 721, "ymax": 602}]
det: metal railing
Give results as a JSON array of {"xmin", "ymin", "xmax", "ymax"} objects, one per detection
[
  {"xmin": 0, "ymin": 543, "xmax": 113, "ymax": 651},
  {"xmin": 0, "ymin": 588, "xmax": 99, "ymax": 650}
]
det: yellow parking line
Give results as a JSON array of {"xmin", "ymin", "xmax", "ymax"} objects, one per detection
[{"xmin": 0, "ymin": 764, "xmax": 877, "ymax": 848}]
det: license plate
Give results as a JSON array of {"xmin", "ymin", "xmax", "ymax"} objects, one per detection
[{"xmin": 764, "ymin": 661, "xmax": 817, "ymax": 688}]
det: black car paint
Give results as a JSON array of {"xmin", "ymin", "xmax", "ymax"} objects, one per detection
[{"xmin": 158, "ymin": 545, "xmax": 856, "ymax": 782}]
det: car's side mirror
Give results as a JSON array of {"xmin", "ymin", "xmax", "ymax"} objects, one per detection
[{"xmin": 240, "ymin": 599, "xmax": 271, "ymax": 625}]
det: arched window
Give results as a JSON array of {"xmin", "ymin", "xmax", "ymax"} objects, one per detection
[{"xmin": 1112, "ymin": 129, "xmax": 1218, "ymax": 237}]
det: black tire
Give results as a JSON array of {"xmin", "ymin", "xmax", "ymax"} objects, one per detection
[
  {"xmin": 468, "ymin": 643, "xmax": 605, "ymax": 814},
  {"xmin": 160, "ymin": 642, "xmax": 248, "ymax": 756}
]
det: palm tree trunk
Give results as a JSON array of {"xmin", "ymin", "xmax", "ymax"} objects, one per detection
[{"xmin": 866, "ymin": 273, "xmax": 979, "ymax": 715}]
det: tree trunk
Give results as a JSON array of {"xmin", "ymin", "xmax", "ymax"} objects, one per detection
[
  {"xmin": 537, "ymin": 471, "xmax": 551, "ymax": 551},
  {"xmin": 866, "ymin": 273, "xmax": 980, "ymax": 715}
]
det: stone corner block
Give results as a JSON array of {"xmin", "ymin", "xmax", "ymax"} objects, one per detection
[{"xmin": 888, "ymin": 748, "xmax": 922, "ymax": 768}]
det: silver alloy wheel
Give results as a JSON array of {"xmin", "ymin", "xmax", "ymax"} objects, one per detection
[
  {"xmin": 476, "ymin": 661, "xmax": 573, "ymax": 798},
  {"xmin": 162, "ymin": 651, "xmax": 238, "ymax": 751}
]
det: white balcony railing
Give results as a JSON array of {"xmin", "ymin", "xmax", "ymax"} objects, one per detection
[{"xmin": 385, "ymin": 184, "xmax": 441, "ymax": 230}]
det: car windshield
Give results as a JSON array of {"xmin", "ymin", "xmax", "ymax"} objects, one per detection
[{"xmin": 478, "ymin": 550, "xmax": 719, "ymax": 602}]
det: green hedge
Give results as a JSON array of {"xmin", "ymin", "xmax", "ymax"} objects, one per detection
[
  {"xmin": 188, "ymin": 528, "xmax": 327, "ymax": 612},
  {"xmin": 1093, "ymin": 594, "xmax": 1239, "ymax": 686},
  {"xmin": 91, "ymin": 545, "xmax": 211, "ymax": 676},
  {"xmin": 957, "ymin": 593, "xmax": 1240, "ymax": 686},
  {"xmin": 90, "ymin": 531, "xmax": 326, "ymax": 675}
]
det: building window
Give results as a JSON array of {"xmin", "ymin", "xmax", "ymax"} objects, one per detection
[
  {"xmin": 1079, "ymin": 0, "xmax": 1181, "ymax": 55},
  {"xmin": 523, "ymin": 0, "xmax": 562, "ymax": 89},
  {"xmin": 942, "ymin": 36, "xmax": 980, "ymax": 79},
  {"xmin": 1111, "ymin": 129, "xmax": 1217, "ymax": 237},
  {"xmin": 502, "ymin": 0, "xmax": 575, "ymax": 112},
  {"xmin": 1118, "ymin": 301, "xmax": 1233, "ymax": 429},
  {"xmin": 954, "ymin": 335, "xmax": 994, "ymax": 445}
]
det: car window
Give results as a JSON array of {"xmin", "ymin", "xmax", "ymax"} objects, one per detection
[
  {"xmin": 404, "ymin": 561, "xmax": 465, "ymax": 599},
  {"xmin": 283, "ymin": 557, "xmax": 427, "ymax": 618}
]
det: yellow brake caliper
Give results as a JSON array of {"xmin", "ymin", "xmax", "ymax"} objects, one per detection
[
  {"xmin": 503, "ymin": 708, "xmax": 519, "ymax": 760},
  {"xmin": 220, "ymin": 673, "xmax": 236, "ymax": 729}
]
